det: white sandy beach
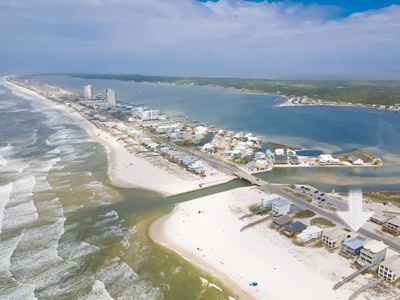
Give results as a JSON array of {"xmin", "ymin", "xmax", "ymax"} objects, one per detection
[
  {"xmin": 1, "ymin": 78, "xmax": 234, "ymax": 196},
  {"xmin": 5, "ymin": 77, "xmax": 400, "ymax": 300},
  {"xmin": 150, "ymin": 186, "xmax": 399, "ymax": 300}
]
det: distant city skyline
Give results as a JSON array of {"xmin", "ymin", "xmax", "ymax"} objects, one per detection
[{"xmin": 1, "ymin": 0, "xmax": 400, "ymax": 79}]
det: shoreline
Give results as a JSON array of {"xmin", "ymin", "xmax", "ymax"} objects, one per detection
[
  {"xmin": 149, "ymin": 207, "xmax": 254, "ymax": 300},
  {"xmin": 150, "ymin": 186, "xmax": 400, "ymax": 300},
  {"xmin": 1, "ymin": 77, "xmax": 234, "ymax": 196}
]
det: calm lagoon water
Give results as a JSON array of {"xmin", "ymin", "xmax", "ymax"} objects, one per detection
[
  {"xmin": 36, "ymin": 75, "xmax": 400, "ymax": 192},
  {"xmin": 1, "ymin": 75, "xmax": 399, "ymax": 299}
]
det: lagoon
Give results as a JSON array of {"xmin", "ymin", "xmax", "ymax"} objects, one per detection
[{"xmin": 35, "ymin": 75, "xmax": 400, "ymax": 192}]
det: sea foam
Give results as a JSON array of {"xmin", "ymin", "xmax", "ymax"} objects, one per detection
[{"xmin": 0, "ymin": 182, "xmax": 13, "ymax": 234}]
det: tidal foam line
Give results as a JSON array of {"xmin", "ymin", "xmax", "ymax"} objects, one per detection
[
  {"xmin": 2, "ymin": 176, "xmax": 38, "ymax": 231},
  {"xmin": 0, "ymin": 183, "xmax": 13, "ymax": 234},
  {"xmin": 78, "ymin": 280, "xmax": 114, "ymax": 300},
  {"xmin": 0, "ymin": 233, "xmax": 24, "ymax": 277}
]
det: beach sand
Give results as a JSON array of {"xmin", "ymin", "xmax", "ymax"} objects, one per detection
[
  {"xmin": 2, "ymin": 78, "xmax": 234, "ymax": 196},
  {"xmin": 150, "ymin": 186, "xmax": 398, "ymax": 300},
  {"xmin": 5, "ymin": 77, "xmax": 399, "ymax": 300}
]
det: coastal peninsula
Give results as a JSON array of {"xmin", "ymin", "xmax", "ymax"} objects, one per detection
[{"xmin": 4, "ymin": 76, "xmax": 400, "ymax": 300}]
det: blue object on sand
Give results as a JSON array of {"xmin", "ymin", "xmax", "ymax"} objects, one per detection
[{"xmin": 249, "ymin": 281, "xmax": 258, "ymax": 287}]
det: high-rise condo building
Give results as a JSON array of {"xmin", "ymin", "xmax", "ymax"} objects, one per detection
[
  {"xmin": 106, "ymin": 88, "xmax": 116, "ymax": 105},
  {"xmin": 84, "ymin": 85, "xmax": 93, "ymax": 100}
]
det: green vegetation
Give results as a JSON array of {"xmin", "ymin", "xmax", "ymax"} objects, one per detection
[
  {"xmin": 248, "ymin": 204, "xmax": 269, "ymax": 215},
  {"xmin": 364, "ymin": 191, "xmax": 400, "ymax": 206},
  {"xmin": 67, "ymin": 74, "xmax": 400, "ymax": 106},
  {"xmin": 310, "ymin": 217, "xmax": 336, "ymax": 228},
  {"xmin": 293, "ymin": 209, "xmax": 315, "ymax": 219}
]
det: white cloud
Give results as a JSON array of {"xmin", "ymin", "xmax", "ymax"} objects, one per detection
[{"xmin": 0, "ymin": 0, "xmax": 399, "ymax": 78}]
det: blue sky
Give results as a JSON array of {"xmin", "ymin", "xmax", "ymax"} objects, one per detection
[{"xmin": 1, "ymin": 0, "xmax": 400, "ymax": 79}]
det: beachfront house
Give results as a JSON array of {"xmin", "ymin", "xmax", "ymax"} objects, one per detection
[
  {"xmin": 348, "ymin": 155, "xmax": 364, "ymax": 165},
  {"xmin": 282, "ymin": 221, "xmax": 307, "ymax": 237},
  {"xmin": 378, "ymin": 255, "xmax": 400, "ymax": 282},
  {"xmin": 322, "ymin": 228, "xmax": 347, "ymax": 249},
  {"xmin": 370, "ymin": 213, "xmax": 391, "ymax": 225},
  {"xmin": 271, "ymin": 199, "xmax": 291, "ymax": 216},
  {"xmin": 340, "ymin": 237, "xmax": 365, "ymax": 259},
  {"xmin": 261, "ymin": 194, "xmax": 281, "ymax": 209},
  {"xmin": 386, "ymin": 217, "xmax": 400, "ymax": 235},
  {"xmin": 358, "ymin": 240, "xmax": 388, "ymax": 266},
  {"xmin": 296, "ymin": 225, "xmax": 323, "ymax": 244},
  {"xmin": 271, "ymin": 215, "xmax": 293, "ymax": 229}
]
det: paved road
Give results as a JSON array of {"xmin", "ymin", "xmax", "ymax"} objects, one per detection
[{"xmin": 137, "ymin": 131, "xmax": 400, "ymax": 253}]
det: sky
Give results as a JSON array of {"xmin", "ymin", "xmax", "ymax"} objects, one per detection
[{"xmin": 1, "ymin": 0, "xmax": 400, "ymax": 79}]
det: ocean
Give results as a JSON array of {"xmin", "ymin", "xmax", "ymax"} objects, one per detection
[
  {"xmin": 1, "ymin": 74, "xmax": 399, "ymax": 299},
  {"xmin": 0, "ymin": 81, "xmax": 240, "ymax": 299}
]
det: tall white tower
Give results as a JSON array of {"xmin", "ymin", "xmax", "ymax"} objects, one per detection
[
  {"xmin": 84, "ymin": 85, "xmax": 93, "ymax": 100},
  {"xmin": 106, "ymin": 88, "xmax": 116, "ymax": 105}
]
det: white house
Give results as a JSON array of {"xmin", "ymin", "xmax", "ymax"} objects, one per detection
[
  {"xmin": 275, "ymin": 148, "xmax": 285, "ymax": 156},
  {"xmin": 254, "ymin": 152, "xmax": 266, "ymax": 159},
  {"xmin": 379, "ymin": 255, "xmax": 400, "ymax": 282},
  {"xmin": 256, "ymin": 159, "xmax": 268, "ymax": 170},
  {"xmin": 358, "ymin": 240, "xmax": 388, "ymax": 266},
  {"xmin": 196, "ymin": 126, "xmax": 208, "ymax": 135},
  {"xmin": 271, "ymin": 199, "xmax": 291, "ymax": 215},
  {"xmin": 202, "ymin": 143, "xmax": 214, "ymax": 153},
  {"xmin": 262, "ymin": 194, "xmax": 281, "ymax": 208},
  {"xmin": 296, "ymin": 225, "xmax": 323, "ymax": 243},
  {"xmin": 318, "ymin": 154, "xmax": 340, "ymax": 165},
  {"xmin": 348, "ymin": 154, "xmax": 364, "ymax": 165},
  {"xmin": 322, "ymin": 228, "xmax": 347, "ymax": 248},
  {"xmin": 231, "ymin": 149, "xmax": 241, "ymax": 159}
]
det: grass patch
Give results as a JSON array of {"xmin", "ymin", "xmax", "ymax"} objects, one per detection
[
  {"xmin": 293, "ymin": 209, "xmax": 315, "ymax": 219},
  {"xmin": 310, "ymin": 217, "xmax": 336, "ymax": 228},
  {"xmin": 249, "ymin": 204, "xmax": 261, "ymax": 213},
  {"xmin": 364, "ymin": 191, "xmax": 400, "ymax": 207}
]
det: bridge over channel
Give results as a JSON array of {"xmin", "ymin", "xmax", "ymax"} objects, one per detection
[{"xmin": 233, "ymin": 171, "xmax": 268, "ymax": 186}]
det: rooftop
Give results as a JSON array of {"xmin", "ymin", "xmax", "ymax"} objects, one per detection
[
  {"xmin": 302, "ymin": 225, "xmax": 322, "ymax": 235},
  {"xmin": 284, "ymin": 221, "xmax": 307, "ymax": 233},
  {"xmin": 343, "ymin": 237, "xmax": 365, "ymax": 250},
  {"xmin": 388, "ymin": 217, "xmax": 400, "ymax": 227},
  {"xmin": 363, "ymin": 240, "xmax": 388, "ymax": 253},
  {"xmin": 272, "ymin": 199, "xmax": 290, "ymax": 207},
  {"xmin": 323, "ymin": 228, "xmax": 347, "ymax": 240},
  {"xmin": 380, "ymin": 255, "xmax": 400, "ymax": 271},
  {"xmin": 272, "ymin": 215, "xmax": 292, "ymax": 226}
]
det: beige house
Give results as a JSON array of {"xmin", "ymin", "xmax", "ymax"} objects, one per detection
[
  {"xmin": 387, "ymin": 217, "xmax": 400, "ymax": 235},
  {"xmin": 322, "ymin": 228, "xmax": 347, "ymax": 248},
  {"xmin": 378, "ymin": 255, "xmax": 400, "ymax": 282}
]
